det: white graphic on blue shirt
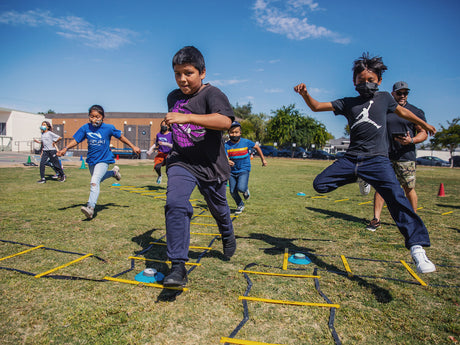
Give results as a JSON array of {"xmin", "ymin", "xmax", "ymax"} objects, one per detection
[
  {"xmin": 351, "ymin": 100, "xmax": 381, "ymax": 130},
  {"xmin": 171, "ymin": 99, "xmax": 206, "ymax": 148}
]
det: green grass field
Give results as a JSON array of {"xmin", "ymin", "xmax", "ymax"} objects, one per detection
[{"xmin": 0, "ymin": 158, "xmax": 458, "ymax": 345}]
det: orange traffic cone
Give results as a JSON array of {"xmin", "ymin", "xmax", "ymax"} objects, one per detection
[{"xmin": 437, "ymin": 183, "xmax": 446, "ymax": 197}]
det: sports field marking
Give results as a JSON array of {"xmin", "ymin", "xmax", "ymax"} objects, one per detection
[
  {"xmin": 34, "ymin": 253, "xmax": 93, "ymax": 278},
  {"xmin": 220, "ymin": 337, "xmax": 284, "ymax": 345},
  {"xmin": 103, "ymin": 276, "xmax": 188, "ymax": 291},
  {"xmin": 0, "ymin": 245, "xmax": 44, "ymax": 262},
  {"xmin": 128, "ymin": 256, "xmax": 201, "ymax": 266},
  {"xmin": 400, "ymin": 260, "xmax": 427, "ymax": 286},
  {"xmin": 239, "ymin": 296, "xmax": 340, "ymax": 308},
  {"xmin": 239, "ymin": 270, "xmax": 319, "ymax": 279}
]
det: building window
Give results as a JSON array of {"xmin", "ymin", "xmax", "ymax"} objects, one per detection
[{"xmin": 0, "ymin": 123, "xmax": 6, "ymax": 135}]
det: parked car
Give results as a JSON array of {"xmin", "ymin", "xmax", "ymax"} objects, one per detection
[
  {"xmin": 259, "ymin": 145, "xmax": 278, "ymax": 157},
  {"xmin": 416, "ymin": 156, "xmax": 450, "ymax": 167},
  {"xmin": 311, "ymin": 150, "xmax": 336, "ymax": 160},
  {"xmin": 276, "ymin": 148, "xmax": 292, "ymax": 157},
  {"xmin": 449, "ymin": 156, "xmax": 460, "ymax": 167}
]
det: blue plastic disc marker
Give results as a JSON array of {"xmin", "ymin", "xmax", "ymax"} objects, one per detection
[
  {"xmin": 134, "ymin": 268, "xmax": 165, "ymax": 283},
  {"xmin": 288, "ymin": 253, "xmax": 312, "ymax": 265}
]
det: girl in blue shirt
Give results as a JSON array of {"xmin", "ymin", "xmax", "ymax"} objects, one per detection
[{"xmin": 58, "ymin": 105, "xmax": 140, "ymax": 219}]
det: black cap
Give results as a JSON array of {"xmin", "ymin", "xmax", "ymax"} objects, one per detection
[{"xmin": 393, "ymin": 81, "xmax": 410, "ymax": 92}]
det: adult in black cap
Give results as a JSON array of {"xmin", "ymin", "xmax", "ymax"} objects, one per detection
[{"xmin": 366, "ymin": 81, "xmax": 428, "ymax": 231}]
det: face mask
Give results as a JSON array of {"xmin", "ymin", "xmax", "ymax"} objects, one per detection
[
  {"xmin": 355, "ymin": 82, "xmax": 379, "ymax": 98},
  {"xmin": 229, "ymin": 135, "xmax": 241, "ymax": 142},
  {"xmin": 91, "ymin": 120, "xmax": 102, "ymax": 127},
  {"xmin": 160, "ymin": 126, "xmax": 168, "ymax": 133},
  {"xmin": 40, "ymin": 125, "xmax": 47, "ymax": 131}
]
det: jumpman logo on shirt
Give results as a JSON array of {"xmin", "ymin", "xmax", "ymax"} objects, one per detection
[{"xmin": 351, "ymin": 100, "xmax": 382, "ymax": 130}]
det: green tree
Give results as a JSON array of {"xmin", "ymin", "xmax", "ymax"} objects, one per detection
[
  {"xmin": 266, "ymin": 104, "xmax": 330, "ymax": 149},
  {"xmin": 232, "ymin": 103, "xmax": 267, "ymax": 142},
  {"xmin": 38, "ymin": 109, "xmax": 56, "ymax": 114},
  {"xmin": 232, "ymin": 103, "xmax": 252, "ymax": 119},
  {"xmin": 430, "ymin": 117, "xmax": 460, "ymax": 167}
]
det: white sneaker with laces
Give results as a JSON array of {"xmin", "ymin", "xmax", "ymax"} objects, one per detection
[
  {"xmin": 112, "ymin": 166, "xmax": 121, "ymax": 181},
  {"xmin": 357, "ymin": 178, "xmax": 371, "ymax": 196},
  {"xmin": 410, "ymin": 245, "xmax": 436, "ymax": 273},
  {"xmin": 235, "ymin": 205, "xmax": 245, "ymax": 215}
]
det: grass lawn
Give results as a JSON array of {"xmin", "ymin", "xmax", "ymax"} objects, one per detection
[{"xmin": 0, "ymin": 158, "xmax": 458, "ymax": 345}]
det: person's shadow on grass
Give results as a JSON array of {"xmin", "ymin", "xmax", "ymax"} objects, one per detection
[
  {"xmin": 57, "ymin": 202, "xmax": 129, "ymax": 220},
  {"xmin": 245, "ymin": 232, "xmax": 393, "ymax": 304}
]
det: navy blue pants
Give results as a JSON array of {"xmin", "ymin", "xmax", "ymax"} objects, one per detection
[
  {"xmin": 165, "ymin": 165, "xmax": 234, "ymax": 262},
  {"xmin": 313, "ymin": 155, "xmax": 430, "ymax": 249}
]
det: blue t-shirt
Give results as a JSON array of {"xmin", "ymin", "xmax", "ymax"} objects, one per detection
[
  {"xmin": 225, "ymin": 138, "xmax": 255, "ymax": 173},
  {"xmin": 73, "ymin": 123, "xmax": 122, "ymax": 165}
]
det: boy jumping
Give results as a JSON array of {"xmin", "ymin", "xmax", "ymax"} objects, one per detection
[{"xmin": 294, "ymin": 53, "xmax": 436, "ymax": 274}]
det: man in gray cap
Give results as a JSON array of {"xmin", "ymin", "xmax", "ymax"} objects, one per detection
[{"xmin": 366, "ymin": 81, "xmax": 428, "ymax": 231}]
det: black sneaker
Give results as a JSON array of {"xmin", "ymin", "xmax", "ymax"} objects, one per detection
[
  {"xmin": 366, "ymin": 218, "xmax": 380, "ymax": 232},
  {"xmin": 243, "ymin": 189, "xmax": 250, "ymax": 200},
  {"xmin": 37, "ymin": 178, "xmax": 46, "ymax": 184},
  {"xmin": 222, "ymin": 233, "xmax": 236, "ymax": 258},
  {"xmin": 163, "ymin": 262, "xmax": 188, "ymax": 287},
  {"xmin": 59, "ymin": 175, "xmax": 66, "ymax": 182}
]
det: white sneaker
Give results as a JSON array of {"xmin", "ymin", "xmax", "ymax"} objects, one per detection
[
  {"xmin": 235, "ymin": 205, "xmax": 245, "ymax": 215},
  {"xmin": 112, "ymin": 166, "xmax": 121, "ymax": 181},
  {"xmin": 243, "ymin": 189, "xmax": 250, "ymax": 200},
  {"xmin": 358, "ymin": 178, "xmax": 371, "ymax": 196},
  {"xmin": 81, "ymin": 205, "xmax": 94, "ymax": 219},
  {"xmin": 156, "ymin": 175, "xmax": 162, "ymax": 184},
  {"xmin": 410, "ymin": 245, "xmax": 436, "ymax": 273}
]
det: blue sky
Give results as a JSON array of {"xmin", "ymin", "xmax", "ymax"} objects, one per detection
[{"xmin": 0, "ymin": 0, "xmax": 459, "ymax": 138}]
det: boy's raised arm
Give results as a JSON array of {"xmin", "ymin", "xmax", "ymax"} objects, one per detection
[
  {"xmin": 395, "ymin": 106, "xmax": 436, "ymax": 136},
  {"xmin": 294, "ymin": 83, "xmax": 335, "ymax": 112},
  {"xmin": 165, "ymin": 112, "xmax": 232, "ymax": 131}
]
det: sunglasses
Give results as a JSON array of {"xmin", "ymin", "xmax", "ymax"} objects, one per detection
[{"xmin": 396, "ymin": 91, "xmax": 409, "ymax": 96}]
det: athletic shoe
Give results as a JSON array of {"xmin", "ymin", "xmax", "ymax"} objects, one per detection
[
  {"xmin": 156, "ymin": 175, "xmax": 162, "ymax": 184},
  {"xmin": 243, "ymin": 189, "xmax": 250, "ymax": 200},
  {"xmin": 37, "ymin": 178, "xmax": 46, "ymax": 184},
  {"xmin": 81, "ymin": 205, "xmax": 94, "ymax": 219},
  {"xmin": 411, "ymin": 245, "xmax": 436, "ymax": 273},
  {"xmin": 235, "ymin": 205, "xmax": 245, "ymax": 215},
  {"xmin": 51, "ymin": 174, "xmax": 59, "ymax": 179},
  {"xmin": 358, "ymin": 178, "xmax": 371, "ymax": 196},
  {"xmin": 59, "ymin": 175, "xmax": 66, "ymax": 182},
  {"xmin": 366, "ymin": 218, "xmax": 380, "ymax": 232},
  {"xmin": 222, "ymin": 233, "xmax": 236, "ymax": 258},
  {"xmin": 112, "ymin": 166, "xmax": 121, "ymax": 181},
  {"xmin": 163, "ymin": 262, "xmax": 188, "ymax": 287}
]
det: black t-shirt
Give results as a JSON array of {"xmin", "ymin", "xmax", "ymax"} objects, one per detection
[
  {"xmin": 166, "ymin": 84, "xmax": 234, "ymax": 182},
  {"xmin": 331, "ymin": 92, "xmax": 398, "ymax": 157},
  {"xmin": 386, "ymin": 103, "xmax": 426, "ymax": 161}
]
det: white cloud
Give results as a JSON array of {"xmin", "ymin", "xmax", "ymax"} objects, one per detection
[
  {"xmin": 0, "ymin": 10, "xmax": 136, "ymax": 49},
  {"xmin": 207, "ymin": 79, "xmax": 249, "ymax": 86},
  {"xmin": 264, "ymin": 88, "xmax": 284, "ymax": 93},
  {"xmin": 253, "ymin": 0, "xmax": 349, "ymax": 44}
]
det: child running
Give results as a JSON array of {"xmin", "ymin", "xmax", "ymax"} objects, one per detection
[
  {"xmin": 162, "ymin": 46, "xmax": 236, "ymax": 287},
  {"xmin": 146, "ymin": 121, "xmax": 173, "ymax": 184},
  {"xmin": 293, "ymin": 53, "xmax": 437, "ymax": 274},
  {"xmin": 57, "ymin": 105, "xmax": 140, "ymax": 219},
  {"xmin": 225, "ymin": 121, "xmax": 267, "ymax": 214},
  {"xmin": 35, "ymin": 121, "xmax": 66, "ymax": 183}
]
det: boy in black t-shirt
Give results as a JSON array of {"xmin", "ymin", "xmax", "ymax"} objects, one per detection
[
  {"xmin": 162, "ymin": 46, "xmax": 236, "ymax": 287},
  {"xmin": 294, "ymin": 53, "xmax": 437, "ymax": 274}
]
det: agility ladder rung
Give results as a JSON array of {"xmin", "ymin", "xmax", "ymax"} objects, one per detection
[
  {"xmin": 0, "ymin": 245, "xmax": 44, "ymax": 262},
  {"xmin": 103, "ymin": 276, "xmax": 188, "ymax": 291},
  {"xmin": 190, "ymin": 222, "xmax": 218, "ymax": 227},
  {"xmin": 239, "ymin": 296, "xmax": 340, "ymax": 308},
  {"xmin": 400, "ymin": 260, "xmax": 427, "ymax": 286},
  {"xmin": 149, "ymin": 242, "xmax": 212, "ymax": 250},
  {"xmin": 34, "ymin": 253, "xmax": 93, "ymax": 278},
  {"xmin": 239, "ymin": 270, "xmax": 319, "ymax": 279},
  {"xmin": 340, "ymin": 255, "xmax": 353, "ymax": 277},
  {"xmin": 220, "ymin": 337, "xmax": 284, "ymax": 345},
  {"xmin": 128, "ymin": 256, "xmax": 201, "ymax": 266}
]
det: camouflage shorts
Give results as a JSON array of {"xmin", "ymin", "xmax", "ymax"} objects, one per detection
[{"xmin": 391, "ymin": 160, "xmax": 416, "ymax": 189}]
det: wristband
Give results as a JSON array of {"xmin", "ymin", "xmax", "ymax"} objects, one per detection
[{"xmin": 410, "ymin": 138, "xmax": 414, "ymax": 144}]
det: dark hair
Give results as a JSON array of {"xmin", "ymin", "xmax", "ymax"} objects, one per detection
[
  {"xmin": 42, "ymin": 120, "xmax": 52, "ymax": 131},
  {"xmin": 88, "ymin": 104, "xmax": 105, "ymax": 118},
  {"xmin": 352, "ymin": 52, "xmax": 387, "ymax": 82},
  {"xmin": 172, "ymin": 46, "xmax": 205, "ymax": 73}
]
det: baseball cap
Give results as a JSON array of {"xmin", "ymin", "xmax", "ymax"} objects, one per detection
[
  {"xmin": 230, "ymin": 121, "xmax": 241, "ymax": 129},
  {"xmin": 393, "ymin": 81, "xmax": 410, "ymax": 92}
]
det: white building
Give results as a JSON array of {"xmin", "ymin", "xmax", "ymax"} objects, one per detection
[{"xmin": 0, "ymin": 107, "xmax": 45, "ymax": 152}]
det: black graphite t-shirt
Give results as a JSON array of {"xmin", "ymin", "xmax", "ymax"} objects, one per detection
[
  {"xmin": 166, "ymin": 84, "xmax": 234, "ymax": 183},
  {"xmin": 386, "ymin": 102, "xmax": 426, "ymax": 162},
  {"xmin": 331, "ymin": 92, "xmax": 398, "ymax": 157}
]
